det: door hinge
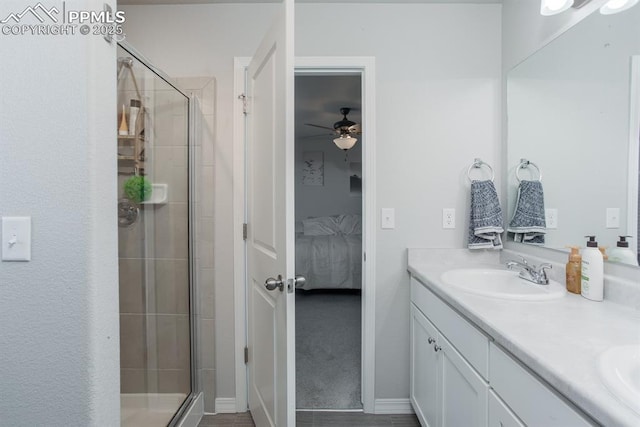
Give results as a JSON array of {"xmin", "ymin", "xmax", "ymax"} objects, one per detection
[
  {"xmin": 364, "ymin": 252, "xmax": 366, "ymax": 262},
  {"xmin": 238, "ymin": 93, "xmax": 248, "ymax": 115},
  {"xmin": 244, "ymin": 347, "xmax": 249, "ymax": 364},
  {"xmin": 243, "ymin": 223, "xmax": 248, "ymax": 240}
]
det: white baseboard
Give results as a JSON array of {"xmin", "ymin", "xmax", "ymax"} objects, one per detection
[
  {"xmin": 215, "ymin": 398, "xmax": 237, "ymax": 413},
  {"xmin": 374, "ymin": 398, "xmax": 414, "ymax": 414}
]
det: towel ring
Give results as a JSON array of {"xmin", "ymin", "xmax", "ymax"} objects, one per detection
[
  {"xmin": 467, "ymin": 158, "xmax": 494, "ymax": 182},
  {"xmin": 516, "ymin": 159, "xmax": 542, "ymax": 182}
]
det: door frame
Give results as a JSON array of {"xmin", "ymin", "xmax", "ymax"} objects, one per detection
[
  {"xmin": 233, "ymin": 56, "xmax": 377, "ymax": 414},
  {"xmin": 627, "ymin": 55, "xmax": 639, "ymax": 247}
]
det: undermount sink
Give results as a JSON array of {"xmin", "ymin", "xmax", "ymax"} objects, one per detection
[
  {"xmin": 598, "ymin": 345, "xmax": 640, "ymax": 415},
  {"xmin": 440, "ymin": 268, "xmax": 566, "ymax": 301}
]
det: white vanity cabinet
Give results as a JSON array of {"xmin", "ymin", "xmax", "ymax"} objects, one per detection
[
  {"xmin": 410, "ymin": 275, "xmax": 597, "ymax": 427},
  {"xmin": 410, "ymin": 277, "xmax": 489, "ymax": 427},
  {"xmin": 488, "ymin": 390, "xmax": 524, "ymax": 427},
  {"xmin": 489, "ymin": 343, "xmax": 595, "ymax": 427}
]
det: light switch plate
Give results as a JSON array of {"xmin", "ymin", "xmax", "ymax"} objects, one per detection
[
  {"xmin": 2, "ymin": 216, "xmax": 31, "ymax": 261},
  {"xmin": 381, "ymin": 208, "xmax": 395, "ymax": 229}
]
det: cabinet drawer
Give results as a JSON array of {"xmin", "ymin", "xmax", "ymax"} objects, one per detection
[
  {"xmin": 489, "ymin": 343, "xmax": 595, "ymax": 427},
  {"xmin": 489, "ymin": 390, "xmax": 524, "ymax": 427},
  {"xmin": 411, "ymin": 276, "xmax": 489, "ymax": 379}
]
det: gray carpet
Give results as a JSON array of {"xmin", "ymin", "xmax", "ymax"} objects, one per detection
[{"xmin": 296, "ymin": 290, "xmax": 362, "ymax": 410}]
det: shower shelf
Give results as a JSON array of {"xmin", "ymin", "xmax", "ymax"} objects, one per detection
[{"xmin": 117, "ymin": 134, "xmax": 145, "ymax": 175}]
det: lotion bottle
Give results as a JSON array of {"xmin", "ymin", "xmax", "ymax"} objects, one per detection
[
  {"xmin": 581, "ymin": 236, "xmax": 603, "ymax": 301},
  {"xmin": 565, "ymin": 246, "xmax": 582, "ymax": 294},
  {"xmin": 609, "ymin": 236, "xmax": 638, "ymax": 266},
  {"xmin": 119, "ymin": 104, "xmax": 129, "ymax": 136}
]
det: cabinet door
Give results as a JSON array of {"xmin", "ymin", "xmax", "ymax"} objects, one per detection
[
  {"xmin": 439, "ymin": 335, "xmax": 489, "ymax": 427},
  {"xmin": 410, "ymin": 305, "xmax": 439, "ymax": 427},
  {"xmin": 488, "ymin": 390, "xmax": 525, "ymax": 427}
]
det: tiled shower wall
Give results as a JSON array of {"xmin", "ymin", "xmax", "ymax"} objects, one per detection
[
  {"xmin": 119, "ymin": 79, "xmax": 191, "ymax": 395},
  {"xmin": 118, "ymin": 75, "xmax": 216, "ymax": 410}
]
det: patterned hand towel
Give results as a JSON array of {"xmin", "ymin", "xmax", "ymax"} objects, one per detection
[
  {"xmin": 507, "ymin": 180, "xmax": 546, "ymax": 245},
  {"xmin": 468, "ymin": 180, "xmax": 504, "ymax": 250}
]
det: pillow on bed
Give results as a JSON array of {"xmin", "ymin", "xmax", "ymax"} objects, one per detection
[
  {"xmin": 302, "ymin": 216, "xmax": 339, "ymax": 236},
  {"xmin": 336, "ymin": 214, "xmax": 362, "ymax": 235}
]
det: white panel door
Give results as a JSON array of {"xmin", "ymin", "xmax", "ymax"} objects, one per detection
[{"xmin": 246, "ymin": 1, "xmax": 295, "ymax": 426}]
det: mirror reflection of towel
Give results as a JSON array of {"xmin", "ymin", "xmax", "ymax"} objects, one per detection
[
  {"xmin": 508, "ymin": 180, "xmax": 546, "ymax": 245},
  {"xmin": 468, "ymin": 180, "xmax": 504, "ymax": 250}
]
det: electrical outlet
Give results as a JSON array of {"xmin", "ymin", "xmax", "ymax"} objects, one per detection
[
  {"xmin": 606, "ymin": 208, "xmax": 620, "ymax": 229},
  {"xmin": 545, "ymin": 208, "xmax": 558, "ymax": 229},
  {"xmin": 443, "ymin": 208, "xmax": 455, "ymax": 229}
]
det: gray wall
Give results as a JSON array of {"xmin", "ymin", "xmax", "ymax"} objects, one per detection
[
  {"xmin": 122, "ymin": 1, "xmax": 502, "ymax": 404},
  {"xmin": 0, "ymin": 0, "xmax": 119, "ymax": 424},
  {"xmin": 296, "ymin": 3, "xmax": 502, "ymax": 399}
]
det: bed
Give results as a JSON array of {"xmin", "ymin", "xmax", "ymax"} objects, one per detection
[{"xmin": 295, "ymin": 214, "xmax": 362, "ymax": 290}]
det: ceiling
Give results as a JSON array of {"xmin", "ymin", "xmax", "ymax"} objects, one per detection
[
  {"xmin": 119, "ymin": 1, "xmax": 502, "ymax": 5},
  {"xmin": 295, "ymin": 75, "xmax": 362, "ymax": 142}
]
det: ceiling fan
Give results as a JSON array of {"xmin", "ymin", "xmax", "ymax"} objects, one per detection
[{"xmin": 304, "ymin": 107, "xmax": 361, "ymax": 151}]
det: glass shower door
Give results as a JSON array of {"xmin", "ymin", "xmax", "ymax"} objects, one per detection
[{"xmin": 117, "ymin": 43, "xmax": 193, "ymax": 427}]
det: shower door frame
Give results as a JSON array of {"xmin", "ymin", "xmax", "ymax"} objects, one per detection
[{"xmin": 117, "ymin": 40, "xmax": 200, "ymax": 426}]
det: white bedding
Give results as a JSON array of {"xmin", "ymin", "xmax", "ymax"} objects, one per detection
[
  {"xmin": 295, "ymin": 214, "xmax": 362, "ymax": 290},
  {"xmin": 295, "ymin": 233, "xmax": 362, "ymax": 290}
]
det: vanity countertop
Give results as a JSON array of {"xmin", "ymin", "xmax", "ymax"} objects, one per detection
[{"xmin": 407, "ymin": 251, "xmax": 640, "ymax": 427}]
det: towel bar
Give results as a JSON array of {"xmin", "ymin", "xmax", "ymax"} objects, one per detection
[
  {"xmin": 516, "ymin": 158, "xmax": 542, "ymax": 182},
  {"xmin": 467, "ymin": 158, "xmax": 495, "ymax": 182}
]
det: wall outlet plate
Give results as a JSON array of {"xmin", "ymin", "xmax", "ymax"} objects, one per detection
[
  {"xmin": 545, "ymin": 208, "xmax": 558, "ymax": 229},
  {"xmin": 443, "ymin": 208, "xmax": 455, "ymax": 229}
]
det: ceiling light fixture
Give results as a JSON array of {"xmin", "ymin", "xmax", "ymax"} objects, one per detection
[
  {"xmin": 333, "ymin": 134, "xmax": 358, "ymax": 151},
  {"xmin": 540, "ymin": 0, "xmax": 575, "ymax": 15},
  {"xmin": 600, "ymin": 0, "xmax": 639, "ymax": 14}
]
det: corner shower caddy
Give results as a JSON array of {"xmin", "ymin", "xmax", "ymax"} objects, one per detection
[{"xmin": 117, "ymin": 56, "xmax": 146, "ymax": 176}]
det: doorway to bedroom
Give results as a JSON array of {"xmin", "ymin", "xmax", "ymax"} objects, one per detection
[{"xmin": 294, "ymin": 74, "xmax": 364, "ymax": 410}]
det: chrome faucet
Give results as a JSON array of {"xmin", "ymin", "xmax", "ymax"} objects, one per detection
[{"xmin": 506, "ymin": 256, "xmax": 552, "ymax": 285}]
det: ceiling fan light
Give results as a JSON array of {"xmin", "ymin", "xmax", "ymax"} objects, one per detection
[
  {"xmin": 600, "ymin": 0, "xmax": 638, "ymax": 14},
  {"xmin": 540, "ymin": 0, "xmax": 574, "ymax": 15},
  {"xmin": 333, "ymin": 135, "xmax": 358, "ymax": 151}
]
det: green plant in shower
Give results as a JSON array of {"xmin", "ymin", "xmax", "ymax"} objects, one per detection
[{"xmin": 124, "ymin": 176, "xmax": 152, "ymax": 203}]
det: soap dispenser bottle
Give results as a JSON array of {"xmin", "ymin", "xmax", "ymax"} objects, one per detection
[
  {"xmin": 581, "ymin": 236, "xmax": 604, "ymax": 301},
  {"xmin": 565, "ymin": 246, "xmax": 582, "ymax": 294},
  {"xmin": 609, "ymin": 236, "xmax": 638, "ymax": 266}
]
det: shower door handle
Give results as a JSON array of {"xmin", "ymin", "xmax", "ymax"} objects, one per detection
[{"xmin": 265, "ymin": 275, "xmax": 284, "ymax": 292}]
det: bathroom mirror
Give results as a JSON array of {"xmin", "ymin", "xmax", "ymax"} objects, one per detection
[{"xmin": 507, "ymin": 5, "xmax": 640, "ymax": 267}]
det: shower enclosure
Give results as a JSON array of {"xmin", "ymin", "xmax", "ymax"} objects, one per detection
[{"xmin": 116, "ymin": 42, "xmax": 197, "ymax": 427}]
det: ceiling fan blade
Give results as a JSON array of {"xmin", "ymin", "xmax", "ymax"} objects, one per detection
[
  {"xmin": 300, "ymin": 133, "xmax": 334, "ymax": 139},
  {"xmin": 304, "ymin": 123, "xmax": 336, "ymax": 131}
]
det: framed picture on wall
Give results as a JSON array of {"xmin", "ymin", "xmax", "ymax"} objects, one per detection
[{"xmin": 302, "ymin": 151, "xmax": 324, "ymax": 186}]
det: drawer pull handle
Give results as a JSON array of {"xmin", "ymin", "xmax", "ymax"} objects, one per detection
[
  {"xmin": 433, "ymin": 344, "xmax": 442, "ymax": 352},
  {"xmin": 428, "ymin": 337, "xmax": 435, "ymax": 344}
]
